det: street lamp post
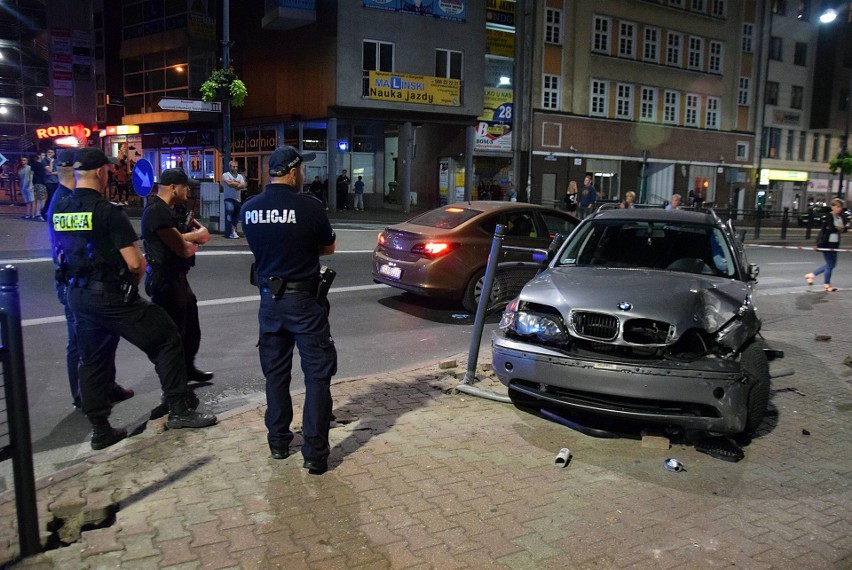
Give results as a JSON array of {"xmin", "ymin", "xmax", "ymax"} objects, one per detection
[{"xmin": 820, "ymin": 5, "xmax": 851, "ymax": 198}]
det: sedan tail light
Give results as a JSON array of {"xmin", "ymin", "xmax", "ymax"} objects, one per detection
[{"xmin": 411, "ymin": 242, "xmax": 458, "ymax": 258}]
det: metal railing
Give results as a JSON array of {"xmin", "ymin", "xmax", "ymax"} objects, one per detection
[{"xmin": 0, "ymin": 265, "xmax": 40, "ymax": 558}]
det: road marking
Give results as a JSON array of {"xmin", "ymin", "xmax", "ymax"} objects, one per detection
[
  {"xmin": 0, "ymin": 249, "xmax": 375, "ymax": 265},
  {"xmin": 21, "ymin": 284, "xmax": 390, "ymax": 327}
]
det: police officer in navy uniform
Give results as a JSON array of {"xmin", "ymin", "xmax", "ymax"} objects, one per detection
[
  {"xmin": 141, "ymin": 168, "xmax": 214, "ymax": 383},
  {"xmin": 47, "ymin": 149, "xmax": 134, "ymax": 410},
  {"xmin": 241, "ymin": 146, "xmax": 337, "ymax": 474},
  {"xmin": 52, "ymin": 147, "xmax": 216, "ymax": 450}
]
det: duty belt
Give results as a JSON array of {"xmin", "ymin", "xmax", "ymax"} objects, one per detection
[
  {"xmin": 69, "ymin": 277, "xmax": 120, "ymax": 292},
  {"xmin": 259, "ymin": 277, "xmax": 318, "ymax": 296}
]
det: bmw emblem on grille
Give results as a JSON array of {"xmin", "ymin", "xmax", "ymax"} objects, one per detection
[{"xmin": 617, "ymin": 302, "xmax": 633, "ymax": 311}]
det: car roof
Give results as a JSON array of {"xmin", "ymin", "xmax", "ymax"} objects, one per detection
[
  {"xmin": 437, "ymin": 201, "xmax": 567, "ymax": 214},
  {"xmin": 590, "ymin": 206, "xmax": 719, "ymax": 225}
]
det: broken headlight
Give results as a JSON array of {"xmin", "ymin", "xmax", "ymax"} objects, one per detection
[{"xmin": 500, "ymin": 298, "xmax": 568, "ymax": 343}]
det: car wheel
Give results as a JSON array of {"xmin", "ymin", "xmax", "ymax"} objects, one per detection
[
  {"xmin": 741, "ymin": 342, "xmax": 771, "ymax": 435},
  {"xmin": 462, "ymin": 269, "xmax": 501, "ymax": 313}
]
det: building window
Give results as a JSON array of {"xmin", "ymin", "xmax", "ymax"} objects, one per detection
[
  {"xmin": 823, "ymin": 135, "xmax": 832, "ymax": 162},
  {"xmin": 619, "ymin": 22, "xmax": 636, "ymax": 58},
  {"xmin": 590, "ymin": 80, "xmax": 608, "ymax": 116},
  {"xmin": 663, "ymin": 90, "xmax": 680, "ymax": 124},
  {"xmin": 705, "ymin": 96, "xmax": 720, "ymax": 129},
  {"xmin": 791, "ymin": 85, "xmax": 803, "ymax": 109},
  {"xmin": 644, "ymin": 27, "xmax": 660, "ymax": 62},
  {"xmin": 785, "ymin": 129, "xmax": 795, "ymax": 160},
  {"xmin": 691, "ymin": 0, "xmax": 705, "ymax": 12},
  {"xmin": 763, "ymin": 127, "xmax": 781, "ymax": 158},
  {"xmin": 616, "ymin": 83, "xmax": 634, "ymax": 119},
  {"xmin": 772, "ymin": 0, "xmax": 787, "ymax": 16},
  {"xmin": 708, "ymin": 41, "xmax": 723, "ymax": 73},
  {"xmin": 798, "ymin": 131, "xmax": 807, "ymax": 161},
  {"xmin": 736, "ymin": 141, "xmax": 749, "ymax": 161},
  {"xmin": 592, "ymin": 16, "xmax": 611, "ymax": 54},
  {"xmin": 811, "ymin": 133, "xmax": 820, "ymax": 161},
  {"xmin": 363, "ymin": 40, "xmax": 394, "ymax": 95},
  {"xmin": 688, "ymin": 36, "xmax": 704, "ymax": 70},
  {"xmin": 841, "ymin": 88, "xmax": 850, "ymax": 111},
  {"xmin": 122, "ymin": 49, "xmax": 189, "ymax": 115},
  {"xmin": 640, "ymin": 87, "xmax": 657, "ymax": 121},
  {"xmin": 742, "ymin": 23, "xmax": 754, "ymax": 53},
  {"xmin": 543, "ymin": 74, "xmax": 560, "ymax": 110},
  {"xmin": 666, "ymin": 32, "xmax": 683, "ymax": 67},
  {"xmin": 738, "ymin": 76, "xmax": 750, "ymax": 105},
  {"xmin": 765, "ymin": 81, "xmax": 779, "ymax": 105},
  {"xmin": 769, "ymin": 37, "xmax": 782, "ymax": 61},
  {"xmin": 794, "ymin": 42, "xmax": 807, "ymax": 66},
  {"xmin": 545, "ymin": 8, "xmax": 562, "ymax": 44},
  {"xmin": 712, "ymin": 0, "xmax": 726, "ymax": 17},
  {"xmin": 685, "ymin": 93, "xmax": 700, "ymax": 127},
  {"xmin": 669, "ymin": 0, "xmax": 684, "ymax": 7},
  {"xmin": 435, "ymin": 49, "xmax": 462, "ymax": 80}
]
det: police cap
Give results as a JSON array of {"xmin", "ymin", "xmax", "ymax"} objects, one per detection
[
  {"xmin": 269, "ymin": 146, "xmax": 316, "ymax": 177},
  {"xmin": 74, "ymin": 147, "xmax": 119, "ymax": 171}
]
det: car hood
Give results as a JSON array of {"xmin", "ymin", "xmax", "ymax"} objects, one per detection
[{"xmin": 522, "ymin": 267, "xmax": 754, "ymax": 338}]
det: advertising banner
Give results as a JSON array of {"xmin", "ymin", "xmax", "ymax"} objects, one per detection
[
  {"xmin": 367, "ymin": 71, "xmax": 460, "ymax": 106},
  {"xmin": 475, "ymin": 87, "xmax": 513, "ymax": 151},
  {"xmin": 363, "ymin": 0, "xmax": 466, "ymax": 22}
]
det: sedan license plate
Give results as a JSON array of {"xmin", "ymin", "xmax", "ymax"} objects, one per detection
[{"xmin": 379, "ymin": 264, "xmax": 402, "ymax": 280}]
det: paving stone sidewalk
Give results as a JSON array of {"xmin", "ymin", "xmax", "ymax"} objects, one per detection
[{"xmin": 0, "ymin": 288, "xmax": 850, "ymax": 569}]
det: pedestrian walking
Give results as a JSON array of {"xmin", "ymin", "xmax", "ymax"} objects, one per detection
[
  {"xmin": 141, "ymin": 167, "xmax": 215, "ymax": 383},
  {"xmin": 242, "ymin": 146, "xmax": 337, "ymax": 474},
  {"xmin": 806, "ymin": 198, "xmax": 849, "ymax": 292},
  {"xmin": 46, "ymin": 149, "xmax": 134, "ymax": 411},
  {"xmin": 52, "ymin": 147, "xmax": 216, "ymax": 450}
]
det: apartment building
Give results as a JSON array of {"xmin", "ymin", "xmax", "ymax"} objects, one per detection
[{"xmin": 528, "ymin": 0, "xmax": 760, "ymax": 209}]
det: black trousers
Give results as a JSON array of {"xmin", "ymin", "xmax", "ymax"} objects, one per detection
[
  {"xmin": 149, "ymin": 272, "xmax": 201, "ymax": 372},
  {"xmin": 69, "ymin": 284, "xmax": 187, "ymax": 418}
]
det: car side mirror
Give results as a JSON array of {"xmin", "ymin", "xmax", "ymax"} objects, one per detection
[{"xmin": 748, "ymin": 263, "xmax": 760, "ymax": 281}]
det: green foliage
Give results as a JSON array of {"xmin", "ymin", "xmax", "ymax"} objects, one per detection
[
  {"xmin": 199, "ymin": 68, "xmax": 247, "ymax": 107},
  {"xmin": 829, "ymin": 149, "xmax": 852, "ymax": 176}
]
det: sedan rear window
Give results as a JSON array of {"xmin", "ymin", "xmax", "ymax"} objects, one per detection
[{"xmin": 407, "ymin": 207, "xmax": 481, "ymax": 229}]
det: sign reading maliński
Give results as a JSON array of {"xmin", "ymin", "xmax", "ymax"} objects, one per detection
[
  {"xmin": 363, "ymin": 0, "xmax": 466, "ymax": 22},
  {"xmin": 368, "ymin": 71, "xmax": 460, "ymax": 106}
]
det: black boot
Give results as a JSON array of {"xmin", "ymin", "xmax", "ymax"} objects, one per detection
[
  {"xmin": 90, "ymin": 416, "xmax": 127, "ymax": 450},
  {"xmin": 166, "ymin": 397, "xmax": 217, "ymax": 429}
]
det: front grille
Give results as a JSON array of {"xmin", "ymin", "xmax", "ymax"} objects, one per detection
[
  {"xmin": 622, "ymin": 318, "xmax": 673, "ymax": 345},
  {"xmin": 571, "ymin": 311, "xmax": 619, "ymax": 341}
]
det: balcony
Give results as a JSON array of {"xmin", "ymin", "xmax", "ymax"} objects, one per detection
[{"xmin": 262, "ymin": 0, "xmax": 316, "ymax": 31}]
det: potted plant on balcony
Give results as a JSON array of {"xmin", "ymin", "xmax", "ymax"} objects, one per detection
[{"xmin": 200, "ymin": 67, "xmax": 247, "ymax": 107}]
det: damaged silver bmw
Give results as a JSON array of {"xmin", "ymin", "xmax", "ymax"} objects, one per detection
[{"xmin": 491, "ymin": 207, "xmax": 779, "ymax": 437}]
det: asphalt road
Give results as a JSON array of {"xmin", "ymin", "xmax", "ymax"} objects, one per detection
[{"xmin": 0, "ymin": 226, "xmax": 846, "ymax": 488}]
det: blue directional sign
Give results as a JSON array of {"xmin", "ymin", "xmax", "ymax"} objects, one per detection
[{"xmin": 132, "ymin": 158, "xmax": 154, "ymax": 197}]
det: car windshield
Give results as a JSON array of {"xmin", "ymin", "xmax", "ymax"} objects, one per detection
[
  {"xmin": 555, "ymin": 219, "xmax": 736, "ymax": 277},
  {"xmin": 406, "ymin": 206, "xmax": 481, "ymax": 229}
]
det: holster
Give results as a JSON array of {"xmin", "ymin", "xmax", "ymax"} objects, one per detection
[{"xmin": 316, "ymin": 265, "xmax": 336, "ymax": 301}]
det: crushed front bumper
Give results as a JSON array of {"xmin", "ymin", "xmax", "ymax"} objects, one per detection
[{"xmin": 491, "ymin": 332, "xmax": 750, "ymax": 434}]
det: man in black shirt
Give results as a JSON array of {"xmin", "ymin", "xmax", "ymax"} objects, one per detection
[
  {"xmin": 52, "ymin": 148, "xmax": 216, "ymax": 450},
  {"xmin": 242, "ymin": 146, "xmax": 337, "ymax": 474},
  {"xmin": 141, "ymin": 168, "xmax": 214, "ymax": 383}
]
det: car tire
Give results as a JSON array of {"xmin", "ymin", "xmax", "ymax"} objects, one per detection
[
  {"xmin": 741, "ymin": 342, "xmax": 771, "ymax": 435},
  {"xmin": 462, "ymin": 268, "xmax": 501, "ymax": 313}
]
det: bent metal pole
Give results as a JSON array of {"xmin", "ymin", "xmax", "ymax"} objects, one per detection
[{"xmin": 463, "ymin": 224, "xmax": 506, "ymax": 385}]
